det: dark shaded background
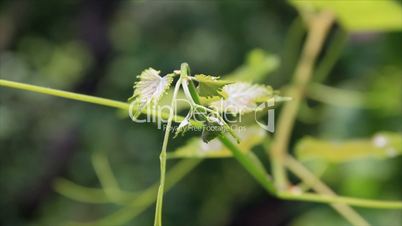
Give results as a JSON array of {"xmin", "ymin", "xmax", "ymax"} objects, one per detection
[{"xmin": 0, "ymin": 0, "xmax": 401, "ymax": 225}]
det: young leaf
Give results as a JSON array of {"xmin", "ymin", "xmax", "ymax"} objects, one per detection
[
  {"xmin": 194, "ymin": 74, "xmax": 232, "ymax": 98},
  {"xmin": 174, "ymin": 111, "xmax": 193, "ymax": 138},
  {"xmin": 128, "ymin": 68, "xmax": 174, "ymax": 118},
  {"xmin": 295, "ymin": 132, "xmax": 402, "ymax": 162},
  {"xmin": 210, "ymin": 82, "xmax": 273, "ymax": 114},
  {"xmin": 201, "ymin": 116, "xmax": 225, "ymax": 143}
]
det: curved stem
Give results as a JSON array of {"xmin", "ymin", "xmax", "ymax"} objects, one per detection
[
  {"xmin": 53, "ymin": 178, "xmax": 129, "ymax": 204},
  {"xmin": 218, "ymin": 135, "xmax": 276, "ymax": 194},
  {"xmin": 278, "ymin": 16, "xmax": 306, "ymax": 81},
  {"xmin": 68, "ymin": 159, "xmax": 202, "ymax": 226},
  {"xmin": 91, "ymin": 152, "xmax": 122, "ymax": 202},
  {"xmin": 154, "ymin": 76, "xmax": 182, "ymax": 226},
  {"xmin": 182, "ymin": 64, "xmax": 276, "ymax": 193},
  {"xmin": 285, "ymin": 156, "xmax": 369, "ymax": 225},
  {"xmin": 313, "ymin": 29, "xmax": 348, "ymax": 83},
  {"xmin": 278, "ymin": 192, "xmax": 402, "ymax": 210},
  {"xmin": 270, "ymin": 11, "xmax": 334, "ymax": 190}
]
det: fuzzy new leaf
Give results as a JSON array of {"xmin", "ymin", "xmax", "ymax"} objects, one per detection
[
  {"xmin": 210, "ymin": 82, "xmax": 273, "ymax": 114},
  {"xmin": 129, "ymin": 68, "xmax": 174, "ymax": 118}
]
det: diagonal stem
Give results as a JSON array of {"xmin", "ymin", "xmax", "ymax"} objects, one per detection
[
  {"xmin": 270, "ymin": 11, "xmax": 334, "ymax": 191},
  {"xmin": 285, "ymin": 156, "xmax": 370, "ymax": 225},
  {"xmin": 68, "ymin": 159, "xmax": 202, "ymax": 226},
  {"xmin": 91, "ymin": 152, "xmax": 122, "ymax": 202},
  {"xmin": 181, "ymin": 63, "xmax": 276, "ymax": 194}
]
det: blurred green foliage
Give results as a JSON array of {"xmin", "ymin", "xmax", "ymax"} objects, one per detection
[
  {"xmin": 290, "ymin": 0, "xmax": 402, "ymax": 31},
  {"xmin": 0, "ymin": 1, "xmax": 401, "ymax": 226}
]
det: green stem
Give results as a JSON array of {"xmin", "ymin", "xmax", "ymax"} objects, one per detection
[
  {"xmin": 285, "ymin": 156, "xmax": 369, "ymax": 226},
  {"xmin": 297, "ymin": 29, "xmax": 348, "ymax": 123},
  {"xmin": 185, "ymin": 71, "xmax": 201, "ymax": 104},
  {"xmin": 177, "ymin": 63, "xmax": 402, "ymax": 210},
  {"xmin": 53, "ymin": 178, "xmax": 130, "ymax": 204},
  {"xmin": 182, "ymin": 63, "xmax": 276, "ymax": 194},
  {"xmin": 218, "ymin": 135, "xmax": 276, "ymax": 194},
  {"xmin": 313, "ymin": 29, "xmax": 348, "ymax": 83},
  {"xmin": 70, "ymin": 159, "xmax": 202, "ymax": 226},
  {"xmin": 2, "ymin": 73, "xmax": 401, "ymax": 214},
  {"xmin": 270, "ymin": 11, "xmax": 334, "ymax": 190},
  {"xmin": 278, "ymin": 192, "xmax": 402, "ymax": 210},
  {"xmin": 0, "ymin": 79, "xmax": 128, "ymax": 110},
  {"xmin": 278, "ymin": 16, "xmax": 306, "ymax": 81},
  {"xmin": 91, "ymin": 152, "xmax": 122, "ymax": 202},
  {"xmin": 0, "ymin": 79, "xmax": 201, "ymax": 127},
  {"xmin": 154, "ymin": 77, "xmax": 182, "ymax": 226}
]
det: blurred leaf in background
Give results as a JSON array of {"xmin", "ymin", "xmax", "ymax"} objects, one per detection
[{"xmin": 290, "ymin": 0, "xmax": 402, "ymax": 32}]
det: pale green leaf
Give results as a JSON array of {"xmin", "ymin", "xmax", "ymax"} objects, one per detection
[
  {"xmin": 226, "ymin": 49, "xmax": 280, "ymax": 82},
  {"xmin": 158, "ymin": 89, "xmax": 190, "ymax": 111},
  {"xmin": 209, "ymin": 82, "xmax": 273, "ymax": 114},
  {"xmin": 295, "ymin": 132, "xmax": 402, "ymax": 162},
  {"xmin": 128, "ymin": 68, "xmax": 174, "ymax": 118},
  {"xmin": 167, "ymin": 126, "xmax": 266, "ymax": 159},
  {"xmin": 194, "ymin": 74, "xmax": 232, "ymax": 98},
  {"xmin": 290, "ymin": 0, "xmax": 402, "ymax": 32}
]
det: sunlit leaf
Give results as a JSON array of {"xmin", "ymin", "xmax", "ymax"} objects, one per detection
[
  {"xmin": 167, "ymin": 126, "xmax": 266, "ymax": 158},
  {"xmin": 209, "ymin": 82, "xmax": 273, "ymax": 114},
  {"xmin": 290, "ymin": 0, "xmax": 402, "ymax": 32},
  {"xmin": 295, "ymin": 132, "xmax": 402, "ymax": 162},
  {"xmin": 128, "ymin": 68, "xmax": 174, "ymax": 118}
]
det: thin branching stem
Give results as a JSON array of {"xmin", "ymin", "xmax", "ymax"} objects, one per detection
[
  {"xmin": 154, "ymin": 76, "xmax": 183, "ymax": 226},
  {"xmin": 187, "ymin": 70, "xmax": 402, "ymax": 211},
  {"xmin": 53, "ymin": 178, "xmax": 126, "ymax": 204},
  {"xmin": 91, "ymin": 152, "xmax": 122, "ymax": 202},
  {"xmin": 279, "ymin": 191, "xmax": 402, "ymax": 210},
  {"xmin": 267, "ymin": 11, "xmax": 373, "ymax": 225},
  {"xmin": 2, "ymin": 67, "xmax": 402, "ymax": 226},
  {"xmin": 313, "ymin": 28, "xmax": 348, "ymax": 83},
  {"xmin": 68, "ymin": 159, "xmax": 202, "ymax": 226}
]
